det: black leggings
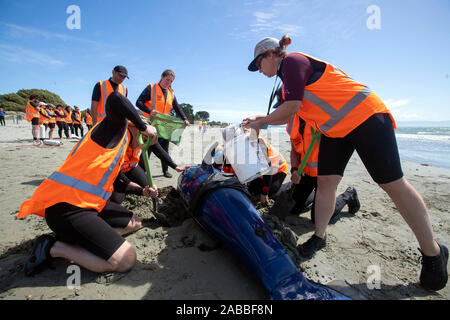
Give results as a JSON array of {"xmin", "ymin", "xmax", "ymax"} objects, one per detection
[
  {"xmin": 292, "ymin": 174, "xmax": 356, "ymax": 223},
  {"xmin": 139, "ymin": 140, "xmax": 177, "ymax": 173},
  {"xmin": 0, "ymin": 116, "xmax": 5, "ymax": 126},
  {"xmin": 158, "ymin": 138, "xmax": 170, "ymax": 173},
  {"xmin": 110, "ymin": 166, "xmax": 148, "ymax": 204},
  {"xmin": 56, "ymin": 121, "xmax": 69, "ymax": 138},
  {"xmin": 73, "ymin": 123, "xmax": 84, "ymax": 137}
]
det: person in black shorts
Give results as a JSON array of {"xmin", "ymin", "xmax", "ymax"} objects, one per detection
[
  {"xmin": 244, "ymin": 35, "xmax": 448, "ymax": 291},
  {"xmin": 22, "ymin": 92, "xmax": 159, "ymax": 276}
]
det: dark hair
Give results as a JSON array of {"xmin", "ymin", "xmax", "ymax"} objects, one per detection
[
  {"xmin": 29, "ymin": 94, "xmax": 39, "ymax": 100},
  {"xmin": 161, "ymin": 69, "xmax": 175, "ymax": 79}
]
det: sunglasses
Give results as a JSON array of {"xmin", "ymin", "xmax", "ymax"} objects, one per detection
[{"xmin": 256, "ymin": 55, "xmax": 264, "ymax": 70}]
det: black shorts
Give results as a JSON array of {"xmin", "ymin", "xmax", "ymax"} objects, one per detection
[
  {"xmin": 45, "ymin": 201, "xmax": 133, "ymax": 260},
  {"xmin": 318, "ymin": 113, "xmax": 403, "ymax": 184},
  {"xmin": 31, "ymin": 118, "xmax": 39, "ymax": 125},
  {"xmin": 48, "ymin": 123, "xmax": 55, "ymax": 129}
]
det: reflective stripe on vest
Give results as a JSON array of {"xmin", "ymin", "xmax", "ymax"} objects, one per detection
[
  {"xmin": 150, "ymin": 84, "xmax": 157, "ymax": 111},
  {"xmin": 303, "ymin": 87, "xmax": 372, "ymax": 134},
  {"xmin": 99, "ymin": 80, "xmax": 109, "ymax": 119},
  {"xmin": 26, "ymin": 101, "xmax": 40, "ymax": 118},
  {"xmin": 286, "ymin": 115, "xmax": 294, "ymax": 136},
  {"xmin": 48, "ymin": 134, "xmax": 128, "ymax": 200},
  {"xmin": 122, "ymin": 162, "xmax": 139, "ymax": 171},
  {"xmin": 144, "ymin": 83, "xmax": 174, "ymax": 116}
]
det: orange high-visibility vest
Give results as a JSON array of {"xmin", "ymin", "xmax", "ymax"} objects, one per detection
[
  {"xmin": 142, "ymin": 83, "xmax": 174, "ymax": 117},
  {"xmin": 259, "ymin": 138, "xmax": 288, "ymax": 175},
  {"xmin": 288, "ymin": 52, "xmax": 396, "ymax": 138},
  {"xmin": 73, "ymin": 111, "xmax": 82, "ymax": 124},
  {"xmin": 46, "ymin": 109, "xmax": 56, "ymax": 124},
  {"xmin": 17, "ymin": 125, "xmax": 129, "ymax": 218},
  {"xmin": 39, "ymin": 108, "xmax": 49, "ymax": 126},
  {"xmin": 25, "ymin": 101, "xmax": 40, "ymax": 122},
  {"xmin": 121, "ymin": 130, "xmax": 141, "ymax": 173},
  {"xmin": 65, "ymin": 110, "xmax": 72, "ymax": 124},
  {"xmin": 286, "ymin": 112, "xmax": 319, "ymax": 177},
  {"xmin": 85, "ymin": 113, "xmax": 93, "ymax": 125},
  {"xmin": 97, "ymin": 80, "xmax": 127, "ymax": 123},
  {"xmin": 55, "ymin": 109, "xmax": 66, "ymax": 122}
]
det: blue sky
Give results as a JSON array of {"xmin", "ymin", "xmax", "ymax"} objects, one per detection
[{"xmin": 1, "ymin": 0, "xmax": 449, "ymax": 124}]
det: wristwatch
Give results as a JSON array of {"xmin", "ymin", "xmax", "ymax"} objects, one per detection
[{"xmin": 290, "ymin": 167, "xmax": 298, "ymax": 174}]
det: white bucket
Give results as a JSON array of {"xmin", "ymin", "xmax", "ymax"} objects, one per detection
[
  {"xmin": 39, "ymin": 125, "xmax": 46, "ymax": 139},
  {"xmin": 224, "ymin": 133, "xmax": 272, "ymax": 184},
  {"xmin": 43, "ymin": 139, "xmax": 62, "ymax": 146}
]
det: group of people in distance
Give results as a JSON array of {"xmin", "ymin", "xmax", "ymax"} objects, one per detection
[{"xmin": 25, "ymin": 96, "xmax": 93, "ymax": 143}]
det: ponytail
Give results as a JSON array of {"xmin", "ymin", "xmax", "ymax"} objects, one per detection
[{"xmin": 279, "ymin": 34, "xmax": 292, "ymax": 49}]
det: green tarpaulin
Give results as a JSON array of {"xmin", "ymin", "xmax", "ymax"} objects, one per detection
[{"xmin": 150, "ymin": 113, "xmax": 186, "ymax": 146}]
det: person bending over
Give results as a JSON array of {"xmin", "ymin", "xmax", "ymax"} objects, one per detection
[{"xmin": 18, "ymin": 92, "xmax": 158, "ymax": 276}]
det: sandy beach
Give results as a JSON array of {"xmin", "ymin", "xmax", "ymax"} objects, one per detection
[{"xmin": 0, "ymin": 122, "xmax": 449, "ymax": 300}]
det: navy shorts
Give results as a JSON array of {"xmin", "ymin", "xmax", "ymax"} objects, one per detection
[{"xmin": 318, "ymin": 113, "xmax": 403, "ymax": 184}]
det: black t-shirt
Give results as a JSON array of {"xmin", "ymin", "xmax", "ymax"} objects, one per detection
[{"xmin": 91, "ymin": 78, "xmax": 128, "ymax": 102}]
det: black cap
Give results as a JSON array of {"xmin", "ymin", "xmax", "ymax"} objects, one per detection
[{"xmin": 113, "ymin": 65, "xmax": 129, "ymax": 79}]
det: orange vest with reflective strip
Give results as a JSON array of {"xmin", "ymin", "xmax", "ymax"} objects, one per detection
[
  {"xmin": 286, "ymin": 112, "xmax": 319, "ymax": 177},
  {"xmin": 55, "ymin": 109, "xmax": 66, "ymax": 122},
  {"xmin": 65, "ymin": 110, "xmax": 72, "ymax": 124},
  {"xmin": 142, "ymin": 83, "xmax": 174, "ymax": 117},
  {"xmin": 25, "ymin": 101, "xmax": 40, "ymax": 122},
  {"xmin": 85, "ymin": 113, "xmax": 93, "ymax": 125},
  {"xmin": 97, "ymin": 80, "xmax": 127, "ymax": 123},
  {"xmin": 39, "ymin": 108, "xmax": 49, "ymax": 125},
  {"xmin": 73, "ymin": 111, "xmax": 82, "ymax": 124},
  {"xmin": 17, "ymin": 125, "xmax": 128, "ymax": 218},
  {"xmin": 47, "ymin": 109, "xmax": 56, "ymax": 124},
  {"xmin": 121, "ymin": 129, "xmax": 141, "ymax": 173},
  {"xmin": 259, "ymin": 138, "xmax": 288, "ymax": 175},
  {"xmin": 289, "ymin": 52, "xmax": 396, "ymax": 138}
]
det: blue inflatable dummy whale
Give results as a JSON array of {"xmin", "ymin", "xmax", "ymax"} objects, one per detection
[{"xmin": 177, "ymin": 164, "xmax": 350, "ymax": 300}]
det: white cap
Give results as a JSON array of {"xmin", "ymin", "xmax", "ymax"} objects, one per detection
[{"xmin": 248, "ymin": 37, "xmax": 280, "ymax": 71}]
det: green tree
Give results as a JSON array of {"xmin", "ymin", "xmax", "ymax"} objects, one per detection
[
  {"xmin": 0, "ymin": 89, "xmax": 67, "ymax": 112},
  {"xmin": 194, "ymin": 111, "xmax": 210, "ymax": 121},
  {"xmin": 170, "ymin": 103, "xmax": 195, "ymax": 123}
]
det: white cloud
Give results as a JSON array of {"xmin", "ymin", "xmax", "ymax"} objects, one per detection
[
  {"xmin": 0, "ymin": 22, "xmax": 117, "ymax": 49},
  {"xmin": 384, "ymin": 99, "xmax": 410, "ymax": 109},
  {"xmin": 0, "ymin": 43, "xmax": 64, "ymax": 66},
  {"xmin": 254, "ymin": 11, "xmax": 275, "ymax": 23}
]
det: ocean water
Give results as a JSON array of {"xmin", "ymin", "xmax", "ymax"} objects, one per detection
[
  {"xmin": 395, "ymin": 127, "xmax": 450, "ymax": 169},
  {"xmin": 265, "ymin": 125, "xmax": 450, "ymax": 169}
]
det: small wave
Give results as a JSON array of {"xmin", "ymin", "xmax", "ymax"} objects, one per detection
[{"xmin": 396, "ymin": 133, "xmax": 450, "ymax": 143}]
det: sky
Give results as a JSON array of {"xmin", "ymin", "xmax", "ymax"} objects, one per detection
[{"xmin": 0, "ymin": 0, "xmax": 449, "ymax": 124}]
